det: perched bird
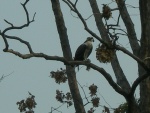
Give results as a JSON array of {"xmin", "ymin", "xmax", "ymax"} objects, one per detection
[{"xmin": 74, "ymin": 37, "xmax": 94, "ymax": 61}]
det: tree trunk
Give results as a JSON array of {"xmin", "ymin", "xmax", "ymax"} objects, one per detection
[
  {"xmin": 126, "ymin": 96, "xmax": 140, "ymax": 113},
  {"xmin": 51, "ymin": 0, "xmax": 86, "ymax": 113},
  {"xmin": 139, "ymin": 0, "xmax": 150, "ymax": 113},
  {"xmin": 89, "ymin": 0, "xmax": 130, "ymax": 93},
  {"xmin": 116, "ymin": 0, "xmax": 140, "ymax": 56}
]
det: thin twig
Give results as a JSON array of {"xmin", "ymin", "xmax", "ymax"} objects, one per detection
[
  {"xmin": 77, "ymin": 81, "xmax": 90, "ymax": 106},
  {"xmin": 0, "ymin": 71, "xmax": 14, "ymax": 82},
  {"xmin": 2, "ymin": 0, "xmax": 36, "ymax": 34},
  {"xmin": 50, "ymin": 103, "xmax": 64, "ymax": 113},
  {"xmin": 4, "ymin": 19, "xmax": 13, "ymax": 27},
  {"xmin": 5, "ymin": 35, "xmax": 33, "ymax": 53},
  {"xmin": 62, "ymin": 0, "xmax": 75, "ymax": 12},
  {"xmin": 97, "ymin": 89, "xmax": 112, "ymax": 108},
  {"xmin": 74, "ymin": 0, "xmax": 78, "ymax": 6},
  {"xmin": 0, "ymin": 0, "xmax": 35, "ymax": 53}
]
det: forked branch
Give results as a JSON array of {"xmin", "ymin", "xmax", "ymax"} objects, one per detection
[
  {"xmin": 5, "ymin": 35, "xmax": 33, "ymax": 53},
  {"xmin": 0, "ymin": 0, "xmax": 36, "ymax": 53}
]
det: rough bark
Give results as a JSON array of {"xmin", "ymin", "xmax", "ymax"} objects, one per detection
[
  {"xmin": 115, "ymin": 0, "xmax": 141, "ymax": 112},
  {"xmin": 51, "ymin": 1, "xmax": 86, "ymax": 113},
  {"xmin": 89, "ymin": 0, "xmax": 141, "ymax": 112},
  {"xmin": 126, "ymin": 95, "xmax": 140, "ymax": 113},
  {"xmin": 139, "ymin": 0, "xmax": 150, "ymax": 113},
  {"xmin": 89, "ymin": 0, "xmax": 130, "ymax": 93},
  {"xmin": 116, "ymin": 0, "xmax": 140, "ymax": 56}
]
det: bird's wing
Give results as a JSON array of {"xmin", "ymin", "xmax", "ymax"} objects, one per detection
[
  {"xmin": 74, "ymin": 44, "xmax": 87, "ymax": 61},
  {"xmin": 87, "ymin": 46, "xmax": 93, "ymax": 58}
]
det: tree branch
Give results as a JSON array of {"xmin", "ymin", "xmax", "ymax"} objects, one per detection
[
  {"xmin": 62, "ymin": 0, "xmax": 150, "ymax": 96},
  {"xmin": 4, "ymin": 19, "xmax": 13, "ymax": 27},
  {"xmin": 62, "ymin": 0, "xmax": 106, "ymax": 44},
  {"xmin": 5, "ymin": 35, "xmax": 33, "ymax": 53},
  {"xmin": 88, "ymin": 0, "xmax": 131, "ymax": 92},
  {"xmin": 115, "ymin": 45, "xmax": 149, "ymax": 71},
  {"xmin": 5, "ymin": 49, "xmax": 66, "ymax": 61},
  {"xmin": 51, "ymin": 0, "xmax": 86, "ymax": 113},
  {"xmin": 4, "ymin": 44, "xmax": 150, "ymax": 97},
  {"xmin": 0, "ymin": 0, "xmax": 36, "ymax": 52},
  {"xmin": 116, "ymin": 0, "xmax": 140, "ymax": 56},
  {"xmin": 50, "ymin": 104, "xmax": 64, "ymax": 113},
  {"xmin": 0, "ymin": 72, "xmax": 14, "ymax": 82},
  {"xmin": 2, "ymin": 0, "xmax": 36, "ymax": 34},
  {"xmin": 75, "ymin": 0, "xmax": 78, "ymax": 6},
  {"xmin": 21, "ymin": 0, "xmax": 30, "ymax": 23},
  {"xmin": 62, "ymin": 0, "xmax": 75, "ymax": 12},
  {"xmin": 130, "ymin": 73, "xmax": 150, "ymax": 96},
  {"xmin": 70, "ymin": 61, "xmax": 128, "ymax": 97},
  {"xmin": 77, "ymin": 81, "xmax": 90, "ymax": 106},
  {"xmin": 4, "ymin": 47, "xmax": 128, "ymax": 97},
  {"xmin": 1, "ymin": 34, "xmax": 9, "ymax": 51}
]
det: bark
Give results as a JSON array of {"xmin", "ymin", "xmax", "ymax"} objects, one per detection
[
  {"xmin": 139, "ymin": 0, "xmax": 150, "ymax": 113},
  {"xmin": 126, "ymin": 95, "xmax": 140, "ymax": 113},
  {"xmin": 115, "ymin": 1, "xmax": 141, "ymax": 112},
  {"xmin": 51, "ymin": 1, "xmax": 86, "ymax": 113},
  {"xmin": 89, "ymin": 0, "xmax": 130, "ymax": 93},
  {"xmin": 116, "ymin": 0, "xmax": 140, "ymax": 56},
  {"xmin": 89, "ymin": 0, "xmax": 141, "ymax": 112}
]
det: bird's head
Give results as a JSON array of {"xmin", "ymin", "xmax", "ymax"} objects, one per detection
[{"xmin": 86, "ymin": 37, "xmax": 94, "ymax": 42}]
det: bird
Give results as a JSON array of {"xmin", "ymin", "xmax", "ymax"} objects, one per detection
[{"xmin": 74, "ymin": 37, "xmax": 94, "ymax": 62}]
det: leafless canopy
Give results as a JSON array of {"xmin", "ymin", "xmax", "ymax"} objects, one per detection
[{"xmin": 1, "ymin": 0, "xmax": 150, "ymax": 113}]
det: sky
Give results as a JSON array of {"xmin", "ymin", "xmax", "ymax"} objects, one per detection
[{"xmin": 0, "ymin": 0, "xmax": 140, "ymax": 113}]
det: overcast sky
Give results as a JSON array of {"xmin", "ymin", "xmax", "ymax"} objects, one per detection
[{"xmin": 0, "ymin": 0, "xmax": 140, "ymax": 113}]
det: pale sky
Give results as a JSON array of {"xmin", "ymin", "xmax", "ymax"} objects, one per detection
[{"xmin": 0, "ymin": 0, "xmax": 140, "ymax": 113}]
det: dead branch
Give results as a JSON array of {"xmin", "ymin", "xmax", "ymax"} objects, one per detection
[
  {"xmin": 77, "ymin": 81, "xmax": 90, "ymax": 106},
  {"xmin": 62, "ymin": 0, "xmax": 105, "ymax": 44},
  {"xmin": 5, "ymin": 45, "xmax": 150, "ymax": 97},
  {"xmin": 3, "ymin": 47, "xmax": 128, "ymax": 97},
  {"xmin": 50, "ymin": 104, "xmax": 64, "ymax": 113},
  {"xmin": 0, "ymin": 0, "xmax": 36, "ymax": 52},
  {"xmin": 130, "ymin": 73, "xmax": 150, "ymax": 96},
  {"xmin": 116, "ymin": 0, "xmax": 140, "ymax": 56},
  {"xmin": 0, "ymin": 72, "xmax": 14, "ymax": 82},
  {"xmin": 2, "ymin": 2, "xmax": 36, "ymax": 34},
  {"xmin": 62, "ymin": 0, "xmax": 150, "ymax": 98},
  {"xmin": 1, "ymin": 0, "xmax": 150, "ymax": 107},
  {"xmin": 62, "ymin": 0, "xmax": 75, "ymax": 12},
  {"xmin": 75, "ymin": 0, "xmax": 78, "ymax": 6},
  {"xmin": 4, "ymin": 35, "xmax": 33, "ymax": 53},
  {"xmin": 61, "ymin": 0, "xmax": 150, "ymax": 97}
]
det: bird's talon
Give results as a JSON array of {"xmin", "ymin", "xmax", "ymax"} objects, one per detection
[{"xmin": 85, "ymin": 59, "xmax": 91, "ymax": 63}]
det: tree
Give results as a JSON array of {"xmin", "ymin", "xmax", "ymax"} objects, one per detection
[{"xmin": 0, "ymin": 0, "xmax": 150, "ymax": 113}]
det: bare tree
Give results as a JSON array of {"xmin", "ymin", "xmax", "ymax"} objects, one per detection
[{"xmin": 1, "ymin": 0, "xmax": 150, "ymax": 113}]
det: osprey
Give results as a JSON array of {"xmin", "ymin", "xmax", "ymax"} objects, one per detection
[{"xmin": 74, "ymin": 37, "xmax": 94, "ymax": 61}]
